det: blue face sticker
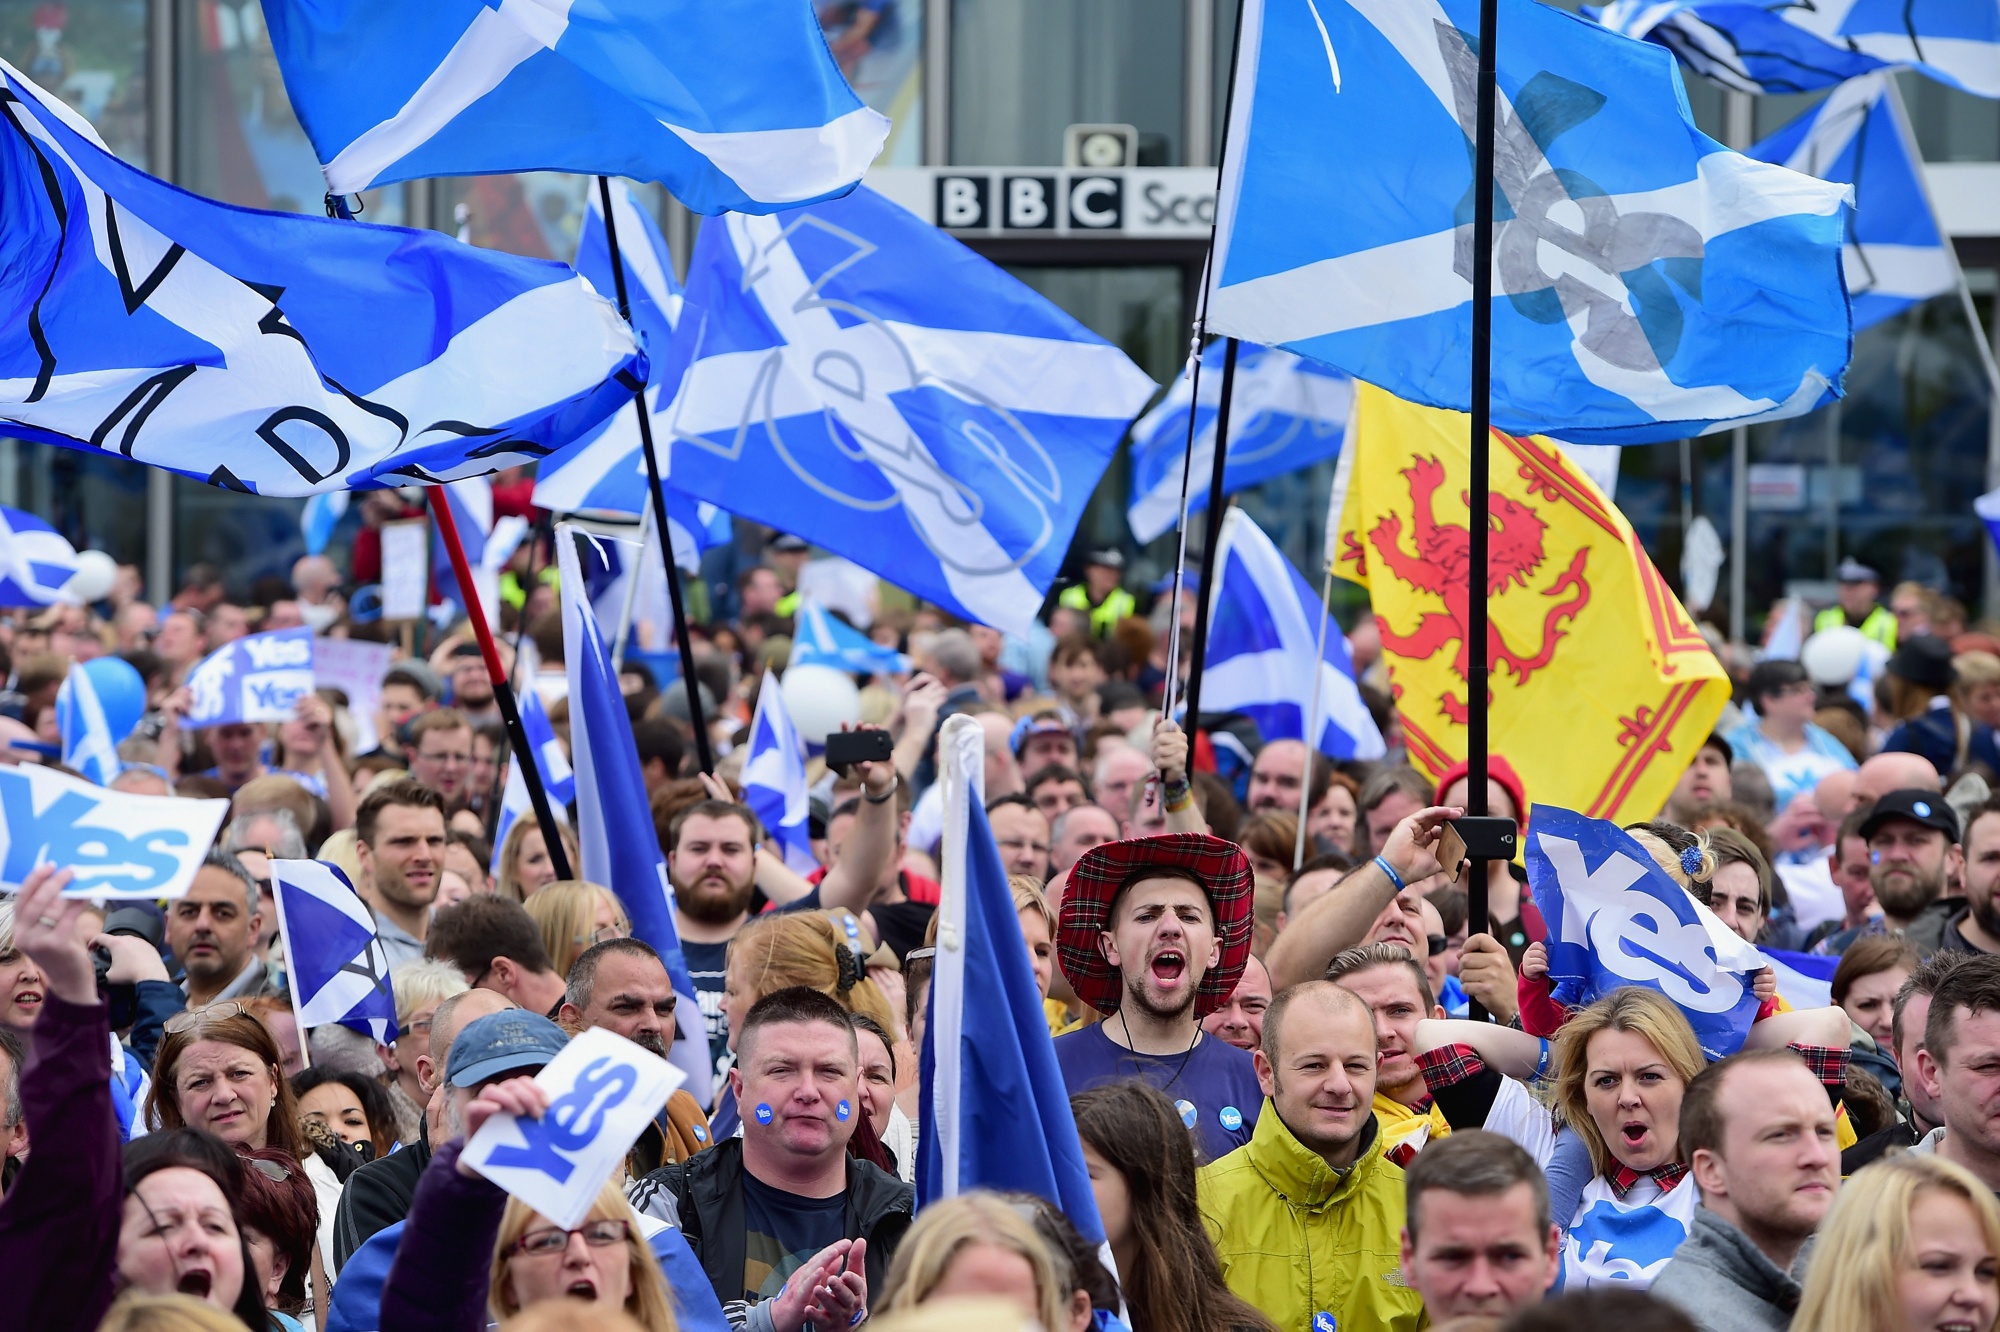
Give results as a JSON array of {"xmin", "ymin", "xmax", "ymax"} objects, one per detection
[
  {"xmin": 836, "ymin": 1099, "xmax": 852, "ymax": 1121},
  {"xmin": 1219, "ymin": 1106, "xmax": 1243, "ymax": 1132},
  {"xmin": 1175, "ymin": 1098, "xmax": 1198, "ymax": 1128},
  {"xmin": 754, "ymin": 1103, "xmax": 774, "ymax": 1126}
]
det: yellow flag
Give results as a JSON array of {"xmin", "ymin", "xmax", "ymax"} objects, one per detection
[{"xmin": 1335, "ymin": 384, "xmax": 1728, "ymax": 824}]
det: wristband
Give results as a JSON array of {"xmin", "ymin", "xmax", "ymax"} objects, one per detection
[
  {"xmin": 1162, "ymin": 778, "xmax": 1192, "ymax": 813},
  {"xmin": 864, "ymin": 774, "xmax": 899, "ymax": 804},
  {"xmin": 1372, "ymin": 855, "xmax": 1406, "ymax": 893}
]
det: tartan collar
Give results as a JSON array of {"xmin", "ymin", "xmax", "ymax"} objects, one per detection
[{"xmin": 1609, "ymin": 1160, "xmax": 1689, "ymax": 1198}]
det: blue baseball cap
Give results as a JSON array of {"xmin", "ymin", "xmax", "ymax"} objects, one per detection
[{"xmin": 445, "ymin": 1011, "xmax": 568, "ymax": 1088}]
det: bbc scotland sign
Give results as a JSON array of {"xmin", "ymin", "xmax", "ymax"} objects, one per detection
[{"xmin": 866, "ymin": 168, "xmax": 1217, "ymax": 238}]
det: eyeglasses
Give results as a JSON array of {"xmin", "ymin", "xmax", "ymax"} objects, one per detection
[
  {"xmin": 245, "ymin": 1157, "xmax": 294, "ymax": 1183},
  {"xmin": 581, "ymin": 922, "xmax": 630, "ymax": 946},
  {"xmin": 165, "ymin": 999, "xmax": 254, "ymax": 1034},
  {"xmin": 512, "ymin": 1219, "xmax": 631, "ymax": 1256}
]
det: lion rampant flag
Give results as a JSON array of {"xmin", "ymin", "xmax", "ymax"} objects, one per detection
[{"xmin": 1334, "ymin": 385, "xmax": 1729, "ymax": 825}]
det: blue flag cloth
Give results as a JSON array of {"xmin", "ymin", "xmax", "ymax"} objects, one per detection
[
  {"xmin": 789, "ymin": 601, "xmax": 911, "ymax": 676},
  {"xmin": 57, "ymin": 658, "xmax": 143, "ymax": 785},
  {"xmin": 1751, "ymin": 72, "xmax": 1957, "ymax": 333},
  {"xmin": 0, "ymin": 60, "xmax": 641, "ymax": 495},
  {"xmin": 182, "ymin": 628, "xmax": 316, "ymax": 729},
  {"xmin": 663, "ymin": 188, "xmax": 1158, "ymax": 635},
  {"xmin": 269, "ymin": 859, "xmax": 398, "ymax": 1044},
  {"xmin": 1127, "ymin": 342, "xmax": 1353, "ymax": 543},
  {"xmin": 1595, "ymin": 0, "xmax": 2000, "ymax": 98},
  {"xmin": 300, "ymin": 492, "xmax": 350, "ymax": 557},
  {"xmin": 1202, "ymin": 508, "xmax": 1385, "ymax": 761},
  {"xmin": 558, "ymin": 525, "xmax": 714, "ymax": 1107},
  {"xmin": 260, "ymin": 0, "xmax": 889, "ymax": 212},
  {"xmin": 1528, "ymin": 805, "xmax": 1766, "ymax": 1059},
  {"xmin": 918, "ymin": 715, "xmax": 1105, "ymax": 1239},
  {"xmin": 0, "ymin": 505, "xmax": 79, "ymax": 606},
  {"xmin": 1206, "ymin": 0, "xmax": 1853, "ymax": 445},
  {"xmin": 490, "ymin": 687, "xmax": 574, "ymax": 878},
  {"xmin": 1980, "ymin": 490, "xmax": 2000, "ymax": 564},
  {"xmin": 1762, "ymin": 947, "xmax": 1837, "ymax": 1009},
  {"xmin": 741, "ymin": 668, "xmax": 816, "ymax": 873}
]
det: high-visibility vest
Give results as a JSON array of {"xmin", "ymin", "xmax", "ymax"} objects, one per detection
[
  {"xmin": 1814, "ymin": 602, "xmax": 1897, "ymax": 651},
  {"xmin": 1057, "ymin": 583, "xmax": 1135, "ymax": 638}
]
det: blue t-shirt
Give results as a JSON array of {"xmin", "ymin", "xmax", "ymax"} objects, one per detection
[
  {"xmin": 682, "ymin": 938, "xmax": 732, "ymax": 1084},
  {"xmin": 1053, "ymin": 1022, "xmax": 1262, "ymax": 1162}
]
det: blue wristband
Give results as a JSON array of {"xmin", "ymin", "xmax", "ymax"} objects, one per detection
[{"xmin": 1373, "ymin": 855, "xmax": 1406, "ymax": 893}]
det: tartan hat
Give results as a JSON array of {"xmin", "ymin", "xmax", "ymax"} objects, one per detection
[{"xmin": 1056, "ymin": 834, "xmax": 1255, "ymax": 1019}]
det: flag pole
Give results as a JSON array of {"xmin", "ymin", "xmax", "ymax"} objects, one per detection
[
  {"xmin": 593, "ymin": 174, "xmax": 715, "ymax": 776},
  {"xmin": 1465, "ymin": 0, "xmax": 1499, "ymax": 995},
  {"xmin": 1180, "ymin": 336, "xmax": 1240, "ymax": 732},
  {"xmin": 612, "ymin": 503, "xmax": 654, "ymax": 672},
  {"xmin": 1295, "ymin": 561, "xmax": 1335, "ymax": 871},
  {"xmin": 431, "ymin": 488, "xmax": 575, "ymax": 881}
]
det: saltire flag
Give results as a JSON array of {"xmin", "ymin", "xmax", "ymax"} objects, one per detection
[
  {"xmin": 1979, "ymin": 489, "xmax": 2000, "ymax": 562},
  {"xmin": 662, "ymin": 187, "xmax": 1158, "ymax": 635},
  {"xmin": 300, "ymin": 492, "xmax": 349, "ymax": 556},
  {"xmin": 1752, "ymin": 72, "xmax": 1957, "ymax": 333},
  {"xmin": 56, "ymin": 662, "xmax": 122, "ymax": 785},
  {"xmin": 1333, "ymin": 384, "xmax": 1731, "ymax": 824},
  {"xmin": 1127, "ymin": 342, "xmax": 1352, "ymax": 543},
  {"xmin": 1528, "ymin": 805, "xmax": 1763, "ymax": 1059},
  {"xmin": 790, "ymin": 601, "xmax": 910, "ymax": 676},
  {"xmin": 1202, "ymin": 507, "xmax": 1385, "ymax": 761},
  {"xmin": 259, "ymin": 0, "xmax": 890, "ymax": 213},
  {"xmin": 741, "ymin": 669, "xmax": 815, "ymax": 873},
  {"xmin": 1595, "ymin": 0, "xmax": 2000, "ymax": 98},
  {"xmin": 268, "ymin": 859, "xmax": 399, "ymax": 1044},
  {"xmin": 0, "ymin": 505, "xmax": 80, "ymax": 606},
  {"xmin": 918, "ymin": 714, "xmax": 1105, "ymax": 1242},
  {"xmin": 1205, "ymin": 0, "xmax": 1852, "ymax": 445},
  {"xmin": 0, "ymin": 59, "xmax": 641, "ymax": 494},
  {"xmin": 1762, "ymin": 947, "xmax": 1837, "ymax": 1010},
  {"xmin": 490, "ymin": 687, "xmax": 574, "ymax": 878},
  {"xmin": 557, "ymin": 523, "xmax": 714, "ymax": 1107}
]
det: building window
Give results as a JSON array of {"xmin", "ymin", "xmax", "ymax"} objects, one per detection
[{"xmin": 0, "ymin": 0, "xmax": 150, "ymax": 166}]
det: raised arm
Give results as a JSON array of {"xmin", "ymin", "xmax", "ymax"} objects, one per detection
[
  {"xmin": 1151, "ymin": 718, "xmax": 1207, "ymax": 835},
  {"xmin": 816, "ymin": 728, "xmax": 902, "ymax": 913},
  {"xmin": 1266, "ymin": 805, "xmax": 1462, "ymax": 988}
]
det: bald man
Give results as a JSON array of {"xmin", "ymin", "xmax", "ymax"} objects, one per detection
[{"xmin": 1854, "ymin": 751, "xmax": 1942, "ymax": 803}]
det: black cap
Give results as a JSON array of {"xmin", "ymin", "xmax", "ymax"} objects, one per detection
[
  {"xmin": 769, "ymin": 534, "xmax": 810, "ymax": 554},
  {"xmin": 1700, "ymin": 731, "xmax": 1734, "ymax": 765},
  {"xmin": 1886, "ymin": 635, "xmax": 1956, "ymax": 692},
  {"xmin": 1860, "ymin": 789, "xmax": 1960, "ymax": 844}
]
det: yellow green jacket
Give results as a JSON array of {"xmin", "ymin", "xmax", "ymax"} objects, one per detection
[
  {"xmin": 1197, "ymin": 1100, "xmax": 1428, "ymax": 1332},
  {"xmin": 1057, "ymin": 583, "xmax": 1136, "ymax": 637},
  {"xmin": 1814, "ymin": 602, "xmax": 1896, "ymax": 650}
]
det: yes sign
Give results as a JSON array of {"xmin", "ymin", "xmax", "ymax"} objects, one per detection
[
  {"xmin": 0, "ymin": 763, "xmax": 228, "ymax": 898},
  {"xmin": 184, "ymin": 628, "xmax": 316, "ymax": 727}
]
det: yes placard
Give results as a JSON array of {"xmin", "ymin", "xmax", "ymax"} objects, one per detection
[{"xmin": 0, "ymin": 763, "xmax": 228, "ymax": 898}]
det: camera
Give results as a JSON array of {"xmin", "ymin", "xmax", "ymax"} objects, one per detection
[{"xmin": 92, "ymin": 905, "xmax": 165, "ymax": 1031}]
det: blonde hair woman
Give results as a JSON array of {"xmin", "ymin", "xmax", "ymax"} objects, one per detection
[
  {"xmin": 722, "ymin": 912, "xmax": 899, "ymax": 1043},
  {"xmin": 489, "ymin": 1184, "xmax": 679, "ymax": 1330},
  {"xmin": 94, "ymin": 1293, "xmax": 245, "ymax": 1332},
  {"xmin": 493, "ymin": 816, "xmax": 581, "ymax": 903},
  {"xmin": 523, "ymin": 881, "xmax": 631, "ymax": 979},
  {"xmin": 877, "ymin": 1191, "xmax": 1073, "ymax": 1332},
  {"xmin": 1795, "ymin": 1153, "xmax": 2000, "ymax": 1332}
]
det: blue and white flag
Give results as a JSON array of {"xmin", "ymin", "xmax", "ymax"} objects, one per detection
[
  {"xmin": 491, "ymin": 687, "xmax": 575, "ymax": 878},
  {"xmin": 182, "ymin": 628, "xmax": 316, "ymax": 729},
  {"xmin": 558, "ymin": 524, "xmax": 713, "ymax": 1107},
  {"xmin": 1762, "ymin": 946, "xmax": 1837, "ymax": 1010},
  {"xmin": 919, "ymin": 714, "xmax": 1105, "ymax": 1240},
  {"xmin": 1528, "ymin": 805, "xmax": 1766, "ymax": 1058},
  {"xmin": 0, "ymin": 506, "xmax": 79, "ymax": 607},
  {"xmin": 1202, "ymin": 508, "xmax": 1385, "ymax": 761},
  {"xmin": 1752, "ymin": 73, "xmax": 1956, "ymax": 333},
  {"xmin": 741, "ymin": 669, "xmax": 815, "ymax": 873},
  {"xmin": 1980, "ymin": 489, "xmax": 2000, "ymax": 562},
  {"xmin": 1127, "ymin": 343, "xmax": 1353, "ymax": 543},
  {"xmin": 299, "ymin": 492, "xmax": 350, "ymax": 557},
  {"xmin": 269, "ymin": 859, "xmax": 398, "ymax": 1044},
  {"xmin": 0, "ymin": 762, "xmax": 228, "ymax": 899},
  {"xmin": 260, "ymin": 0, "xmax": 890, "ymax": 212},
  {"xmin": 663, "ymin": 188, "xmax": 1158, "ymax": 635},
  {"xmin": 790, "ymin": 601, "xmax": 910, "ymax": 676},
  {"xmin": 427, "ymin": 477, "xmax": 529, "ymax": 622},
  {"xmin": 1596, "ymin": 0, "xmax": 2000, "ymax": 98},
  {"xmin": 56, "ymin": 661, "xmax": 125, "ymax": 786},
  {"xmin": 1206, "ymin": 0, "xmax": 1852, "ymax": 445},
  {"xmin": 0, "ymin": 60, "xmax": 640, "ymax": 495}
]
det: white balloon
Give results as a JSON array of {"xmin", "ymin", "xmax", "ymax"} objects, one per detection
[
  {"xmin": 780, "ymin": 664, "xmax": 862, "ymax": 745},
  {"xmin": 66, "ymin": 549, "xmax": 118, "ymax": 604}
]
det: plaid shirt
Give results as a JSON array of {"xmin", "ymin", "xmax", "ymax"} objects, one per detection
[
  {"xmin": 1789, "ymin": 1042, "xmax": 1851, "ymax": 1090},
  {"xmin": 1415, "ymin": 1043, "xmax": 1486, "ymax": 1092},
  {"xmin": 1608, "ymin": 1160, "xmax": 1689, "ymax": 1198}
]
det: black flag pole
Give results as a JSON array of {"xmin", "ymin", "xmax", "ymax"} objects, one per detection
[
  {"xmin": 1180, "ymin": 337, "xmax": 1241, "ymax": 731},
  {"xmin": 593, "ymin": 174, "xmax": 714, "ymax": 776},
  {"xmin": 1466, "ymin": 0, "xmax": 1500, "ymax": 961}
]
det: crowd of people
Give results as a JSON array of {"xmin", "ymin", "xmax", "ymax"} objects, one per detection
[{"xmin": 6, "ymin": 530, "xmax": 2000, "ymax": 1332}]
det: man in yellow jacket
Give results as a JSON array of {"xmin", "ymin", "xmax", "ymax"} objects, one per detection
[{"xmin": 1198, "ymin": 980, "xmax": 1428, "ymax": 1332}]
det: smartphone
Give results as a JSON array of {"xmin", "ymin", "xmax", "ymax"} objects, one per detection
[
  {"xmin": 1436, "ymin": 824, "xmax": 1468, "ymax": 880},
  {"xmin": 823, "ymin": 728, "xmax": 893, "ymax": 773}
]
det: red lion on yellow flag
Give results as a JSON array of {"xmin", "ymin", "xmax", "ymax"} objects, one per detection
[{"xmin": 1335, "ymin": 384, "xmax": 1728, "ymax": 824}]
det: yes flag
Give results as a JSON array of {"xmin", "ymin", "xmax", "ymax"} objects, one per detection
[
  {"xmin": 182, "ymin": 628, "xmax": 316, "ymax": 728},
  {"xmin": 1127, "ymin": 343, "xmax": 1352, "ymax": 543},
  {"xmin": 1202, "ymin": 508, "xmax": 1385, "ymax": 761},
  {"xmin": 1206, "ymin": 0, "xmax": 1852, "ymax": 444},
  {"xmin": 742, "ymin": 669, "xmax": 816, "ymax": 873},
  {"xmin": 0, "ymin": 60, "xmax": 640, "ymax": 495},
  {"xmin": 490, "ymin": 687, "xmax": 574, "ymax": 879},
  {"xmin": 1596, "ymin": 0, "xmax": 2000, "ymax": 98},
  {"xmin": 1334, "ymin": 385, "xmax": 1730, "ymax": 824},
  {"xmin": 0, "ymin": 506, "xmax": 79, "ymax": 606},
  {"xmin": 1752, "ymin": 73, "xmax": 1956, "ymax": 333},
  {"xmin": 790, "ymin": 601, "xmax": 911, "ymax": 676},
  {"xmin": 1528, "ymin": 806, "xmax": 1764, "ymax": 1058},
  {"xmin": 260, "ymin": 0, "xmax": 889, "ymax": 212},
  {"xmin": 918, "ymin": 714, "xmax": 1104, "ymax": 1242},
  {"xmin": 269, "ymin": 859, "xmax": 398, "ymax": 1044},
  {"xmin": 663, "ymin": 188, "xmax": 1158, "ymax": 635},
  {"xmin": 558, "ymin": 525, "xmax": 714, "ymax": 1107}
]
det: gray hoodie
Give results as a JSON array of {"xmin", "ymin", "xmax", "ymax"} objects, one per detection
[{"xmin": 1652, "ymin": 1206, "xmax": 1811, "ymax": 1332}]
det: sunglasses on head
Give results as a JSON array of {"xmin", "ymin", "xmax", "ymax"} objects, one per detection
[{"xmin": 164, "ymin": 998, "xmax": 255, "ymax": 1034}]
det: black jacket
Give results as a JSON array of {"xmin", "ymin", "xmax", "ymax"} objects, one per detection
[
  {"xmin": 1843, "ymin": 1116, "xmax": 1922, "ymax": 1175},
  {"xmin": 333, "ymin": 1116, "xmax": 431, "ymax": 1271},
  {"xmin": 637, "ymin": 1138, "xmax": 913, "ymax": 1315}
]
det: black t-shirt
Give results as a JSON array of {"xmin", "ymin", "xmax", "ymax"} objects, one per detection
[{"xmin": 739, "ymin": 1172, "xmax": 847, "ymax": 1306}]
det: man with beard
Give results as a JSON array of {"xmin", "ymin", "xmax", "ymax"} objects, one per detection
[
  {"xmin": 1855, "ymin": 790, "xmax": 1963, "ymax": 953},
  {"xmin": 167, "ymin": 852, "xmax": 278, "ymax": 1007},
  {"xmin": 1910, "ymin": 793, "xmax": 2000, "ymax": 956},
  {"xmin": 1052, "ymin": 834, "xmax": 1264, "ymax": 1160},
  {"xmin": 355, "ymin": 779, "xmax": 449, "ymax": 969},
  {"xmin": 559, "ymin": 938, "xmax": 714, "ymax": 1170}
]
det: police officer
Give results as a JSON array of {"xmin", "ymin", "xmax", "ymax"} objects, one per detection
[
  {"xmin": 1816, "ymin": 557, "xmax": 1896, "ymax": 650},
  {"xmin": 1057, "ymin": 549, "xmax": 1136, "ymax": 639}
]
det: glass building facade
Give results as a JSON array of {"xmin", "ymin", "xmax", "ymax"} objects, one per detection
[{"xmin": 4, "ymin": 0, "xmax": 1997, "ymax": 635}]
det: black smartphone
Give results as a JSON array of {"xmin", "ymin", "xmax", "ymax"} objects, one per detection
[{"xmin": 823, "ymin": 728, "xmax": 893, "ymax": 773}]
